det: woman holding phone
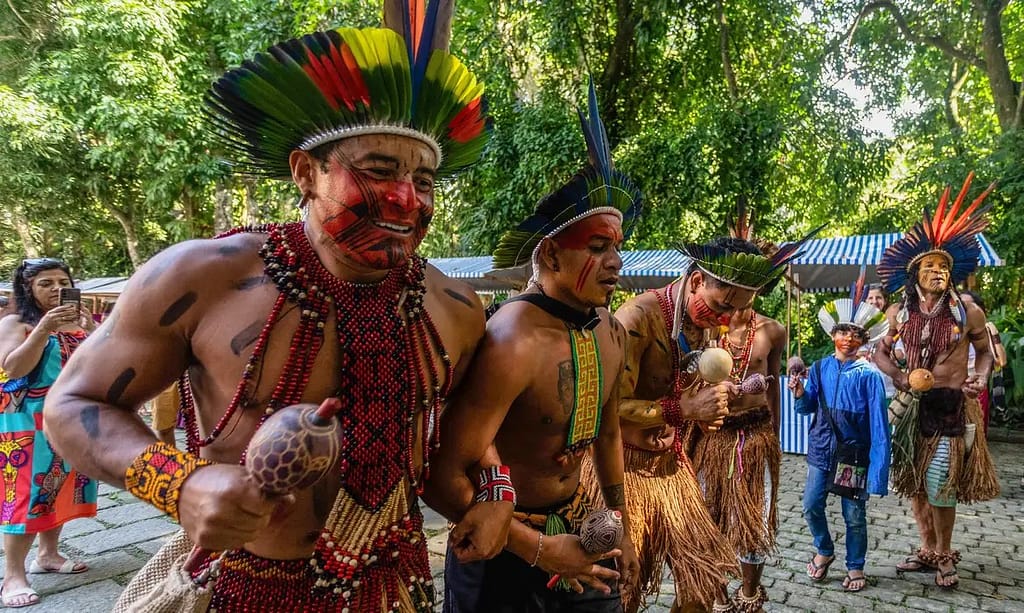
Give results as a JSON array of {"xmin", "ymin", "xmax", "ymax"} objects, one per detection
[{"xmin": 0, "ymin": 258, "xmax": 97, "ymax": 608}]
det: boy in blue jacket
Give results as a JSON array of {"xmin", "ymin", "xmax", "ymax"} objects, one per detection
[{"xmin": 789, "ymin": 294, "xmax": 890, "ymax": 592}]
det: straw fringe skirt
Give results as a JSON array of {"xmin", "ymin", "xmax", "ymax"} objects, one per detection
[
  {"xmin": 582, "ymin": 447, "xmax": 736, "ymax": 610},
  {"xmin": 689, "ymin": 417, "xmax": 780, "ymax": 558},
  {"xmin": 894, "ymin": 396, "xmax": 1000, "ymax": 504}
]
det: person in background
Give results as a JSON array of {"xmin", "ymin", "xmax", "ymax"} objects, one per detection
[
  {"xmin": 790, "ymin": 290, "xmax": 889, "ymax": 593},
  {"xmin": 865, "ymin": 284, "xmax": 887, "ymax": 312},
  {"xmin": 0, "ymin": 258, "xmax": 98, "ymax": 608},
  {"xmin": 960, "ymin": 290, "xmax": 1007, "ymax": 435}
]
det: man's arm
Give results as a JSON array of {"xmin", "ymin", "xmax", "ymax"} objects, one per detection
[
  {"xmin": 43, "ymin": 237, "xmax": 281, "ymax": 551},
  {"xmin": 612, "ymin": 300, "xmax": 659, "ymax": 425},
  {"xmin": 424, "ymin": 314, "xmax": 535, "ymax": 522},
  {"xmin": 963, "ymin": 302, "xmax": 993, "ymax": 397},
  {"xmin": 765, "ymin": 321, "xmax": 784, "ymax": 434}
]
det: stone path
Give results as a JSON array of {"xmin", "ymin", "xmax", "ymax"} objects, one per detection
[{"xmin": 2, "ymin": 441, "xmax": 1021, "ymax": 612}]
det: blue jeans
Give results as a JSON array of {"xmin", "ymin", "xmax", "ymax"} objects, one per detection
[{"xmin": 802, "ymin": 463, "xmax": 868, "ymax": 571}]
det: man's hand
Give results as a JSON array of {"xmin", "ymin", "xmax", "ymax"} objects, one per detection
[
  {"xmin": 617, "ymin": 535, "xmax": 640, "ymax": 601},
  {"xmin": 893, "ymin": 372, "xmax": 911, "ymax": 394},
  {"xmin": 681, "ymin": 381, "xmax": 734, "ymax": 430},
  {"xmin": 177, "ymin": 464, "xmax": 294, "ymax": 551},
  {"xmin": 961, "ymin": 374, "xmax": 985, "ymax": 399},
  {"xmin": 538, "ymin": 533, "xmax": 622, "ymax": 594},
  {"xmin": 449, "ymin": 500, "xmax": 514, "ymax": 563},
  {"xmin": 787, "ymin": 376, "xmax": 804, "ymax": 398}
]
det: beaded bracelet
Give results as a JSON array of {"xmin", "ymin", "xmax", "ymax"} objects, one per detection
[
  {"xmin": 124, "ymin": 441, "xmax": 213, "ymax": 522},
  {"xmin": 474, "ymin": 465, "xmax": 517, "ymax": 505},
  {"xmin": 661, "ymin": 395, "xmax": 684, "ymax": 427},
  {"xmin": 531, "ymin": 532, "xmax": 544, "ymax": 567}
]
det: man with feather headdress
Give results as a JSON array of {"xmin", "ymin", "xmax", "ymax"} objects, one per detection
[
  {"xmin": 428, "ymin": 79, "xmax": 640, "ymax": 612},
  {"xmin": 608, "ymin": 210, "xmax": 817, "ymax": 613},
  {"xmin": 875, "ymin": 173, "xmax": 1000, "ymax": 591},
  {"xmin": 45, "ymin": 2, "xmax": 497, "ymax": 611}
]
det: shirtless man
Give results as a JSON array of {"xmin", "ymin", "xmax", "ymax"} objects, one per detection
[
  {"xmin": 427, "ymin": 83, "xmax": 641, "ymax": 612},
  {"xmin": 689, "ymin": 302, "xmax": 786, "ymax": 611},
  {"xmin": 876, "ymin": 177, "xmax": 1000, "ymax": 590},
  {"xmin": 43, "ymin": 13, "xmax": 495, "ymax": 611}
]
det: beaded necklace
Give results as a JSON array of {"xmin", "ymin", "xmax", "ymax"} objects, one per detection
[
  {"xmin": 182, "ymin": 222, "xmax": 449, "ymax": 610},
  {"xmin": 721, "ymin": 312, "xmax": 757, "ymax": 383}
]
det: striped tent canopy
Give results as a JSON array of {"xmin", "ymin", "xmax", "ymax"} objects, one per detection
[
  {"xmin": 789, "ymin": 232, "xmax": 1002, "ymax": 292},
  {"xmin": 430, "ymin": 250, "xmax": 694, "ymax": 291}
]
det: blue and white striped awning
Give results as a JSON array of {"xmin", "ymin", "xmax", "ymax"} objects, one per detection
[{"xmin": 789, "ymin": 232, "xmax": 1002, "ymax": 292}]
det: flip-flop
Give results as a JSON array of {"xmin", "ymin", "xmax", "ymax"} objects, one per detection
[
  {"xmin": 1, "ymin": 585, "xmax": 40, "ymax": 608},
  {"xmin": 28, "ymin": 558, "xmax": 88, "ymax": 574},
  {"xmin": 806, "ymin": 554, "xmax": 836, "ymax": 582},
  {"xmin": 843, "ymin": 573, "xmax": 867, "ymax": 592},
  {"xmin": 935, "ymin": 568, "xmax": 959, "ymax": 590}
]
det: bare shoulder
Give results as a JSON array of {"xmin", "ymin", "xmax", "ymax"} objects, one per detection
[
  {"xmin": 0, "ymin": 314, "xmax": 29, "ymax": 336},
  {"xmin": 115, "ymin": 232, "xmax": 267, "ymax": 333},
  {"xmin": 424, "ymin": 263, "xmax": 485, "ymax": 345},
  {"xmin": 755, "ymin": 314, "xmax": 786, "ymax": 340},
  {"xmin": 614, "ymin": 291, "xmax": 658, "ymax": 332},
  {"xmin": 963, "ymin": 299, "xmax": 988, "ymax": 332}
]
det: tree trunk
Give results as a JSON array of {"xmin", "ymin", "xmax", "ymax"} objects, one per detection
[
  {"xmin": 979, "ymin": 3, "xmax": 1018, "ymax": 132},
  {"xmin": 944, "ymin": 61, "xmax": 968, "ymax": 152},
  {"xmin": 598, "ymin": 0, "xmax": 637, "ymax": 146},
  {"xmin": 243, "ymin": 178, "xmax": 260, "ymax": 225},
  {"xmin": 181, "ymin": 189, "xmax": 197, "ymax": 238},
  {"xmin": 104, "ymin": 203, "xmax": 142, "ymax": 270},
  {"xmin": 7, "ymin": 205, "xmax": 40, "ymax": 258},
  {"xmin": 717, "ymin": 0, "xmax": 739, "ymax": 103},
  {"xmin": 213, "ymin": 179, "xmax": 233, "ymax": 235}
]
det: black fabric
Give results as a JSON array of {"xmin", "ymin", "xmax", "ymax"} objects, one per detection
[
  {"xmin": 505, "ymin": 293, "xmax": 601, "ymax": 331},
  {"xmin": 918, "ymin": 387, "xmax": 966, "ymax": 437},
  {"xmin": 443, "ymin": 545, "xmax": 621, "ymax": 613}
]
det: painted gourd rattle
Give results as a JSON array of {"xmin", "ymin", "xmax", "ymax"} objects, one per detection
[
  {"xmin": 183, "ymin": 397, "xmax": 344, "ymax": 574},
  {"xmin": 546, "ymin": 509, "xmax": 624, "ymax": 589}
]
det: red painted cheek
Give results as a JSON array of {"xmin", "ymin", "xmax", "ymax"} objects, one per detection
[
  {"xmin": 575, "ymin": 256, "xmax": 596, "ymax": 293},
  {"xmin": 689, "ymin": 294, "xmax": 717, "ymax": 323}
]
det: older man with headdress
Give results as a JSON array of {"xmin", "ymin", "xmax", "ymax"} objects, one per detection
[
  {"xmin": 875, "ymin": 172, "xmax": 1000, "ymax": 591},
  {"xmin": 45, "ymin": 2, "xmax": 494, "ymax": 611}
]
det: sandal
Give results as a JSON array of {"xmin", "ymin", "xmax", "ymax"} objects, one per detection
[
  {"xmin": 933, "ymin": 550, "xmax": 961, "ymax": 590},
  {"xmin": 896, "ymin": 548, "xmax": 936, "ymax": 575},
  {"xmin": 806, "ymin": 553, "xmax": 836, "ymax": 582},
  {"xmin": 0, "ymin": 585, "xmax": 40, "ymax": 608},
  {"xmin": 842, "ymin": 572, "xmax": 867, "ymax": 592},
  {"xmin": 28, "ymin": 557, "xmax": 88, "ymax": 574}
]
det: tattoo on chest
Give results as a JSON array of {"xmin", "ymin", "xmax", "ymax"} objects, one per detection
[
  {"xmin": 159, "ymin": 292, "xmax": 198, "ymax": 327},
  {"xmin": 557, "ymin": 360, "xmax": 574, "ymax": 416},
  {"xmin": 230, "ymin": 320, "xmax": 264, "ymax": 356},
  {"xmin": 106, "ymin": 368, "xmax": 136, "ymax": 404}
]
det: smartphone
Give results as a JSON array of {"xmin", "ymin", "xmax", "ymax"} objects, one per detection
[{"xmin": 59, "ymin": 287, "xmax": 81, "ymax": 309}]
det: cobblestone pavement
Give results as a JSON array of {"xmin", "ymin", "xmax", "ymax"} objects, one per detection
[{"xmin": 2, "ymin": 441, "xmax": 1020, "ymax": 612}]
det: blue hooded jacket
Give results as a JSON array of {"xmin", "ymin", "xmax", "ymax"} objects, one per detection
[{"xmin": 794, "ymin": 356, "xmax": 890, "ymax": 496}]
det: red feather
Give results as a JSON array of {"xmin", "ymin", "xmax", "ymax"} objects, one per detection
[
  {"xmin": 944, "ymin": 182, "xmax": 995, "ymax": 238},
  {"xmin": 937, "ymin": 172, "xmax": 974, "ymax": 244},
  {"xmin": 447, "ymin": 96, "xmax": 485, "ymax": 143},
  {"xmin": 409, "ymin": 0, "xmax": 424, "ymax": 60}
]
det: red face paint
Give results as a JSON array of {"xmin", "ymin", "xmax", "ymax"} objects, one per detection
[
  {"xmin": 575, "ymin": 256, "xmax": 596, "ymax": 294},
  {"xmin": 313, "ymin": 144, "xmax": 435, "ymax": 270},
  {"xmin": 553, "ymin": 214, "xmax": 623, "ymax": 250},
  {"xmin": 687, "ymin": 293, "xmax": 719, "ymax": 328}
]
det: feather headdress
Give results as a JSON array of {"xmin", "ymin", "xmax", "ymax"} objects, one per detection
[
  {"xmin": 491, "ymin": 78, "xmax": 642, "ymax": 270},
  {"xmin": 677, "ymin": 223, "xmax": 823, "ymax": 292},
  {"xmin": 818, "ymin": 266, "xmax": 889, "ymax": 343},
  {"xmin": 205, "ymin": 0, "xmax": 490, "ymax": 179},
  {"xmin": 877, "ymin": 172, "xmax": 995, "ymax": 293}
]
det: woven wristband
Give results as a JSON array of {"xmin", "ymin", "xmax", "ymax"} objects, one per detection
[
  {"xmin": 125, "ymin": 441, "xmax": 212, "ymax": 522},
  {"xmin": 661, "ymin": 396, "xmax": 684, "ymax": 427},
  {"xmin": 475, "ymin": 465, "xmax": 517, "ymax": 505}
]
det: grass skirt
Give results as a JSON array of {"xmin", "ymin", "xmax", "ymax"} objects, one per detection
[
  {"xmin": 893, "ymin": 396, "xmax": 1000, "ymax": 504},
  {"xmin": 689, "ymin": 415, "xmax": 780, "ymax": 558},
  {"xmin": 582, "ymin": 447, "xmax": 735, "ymax": 610}
]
